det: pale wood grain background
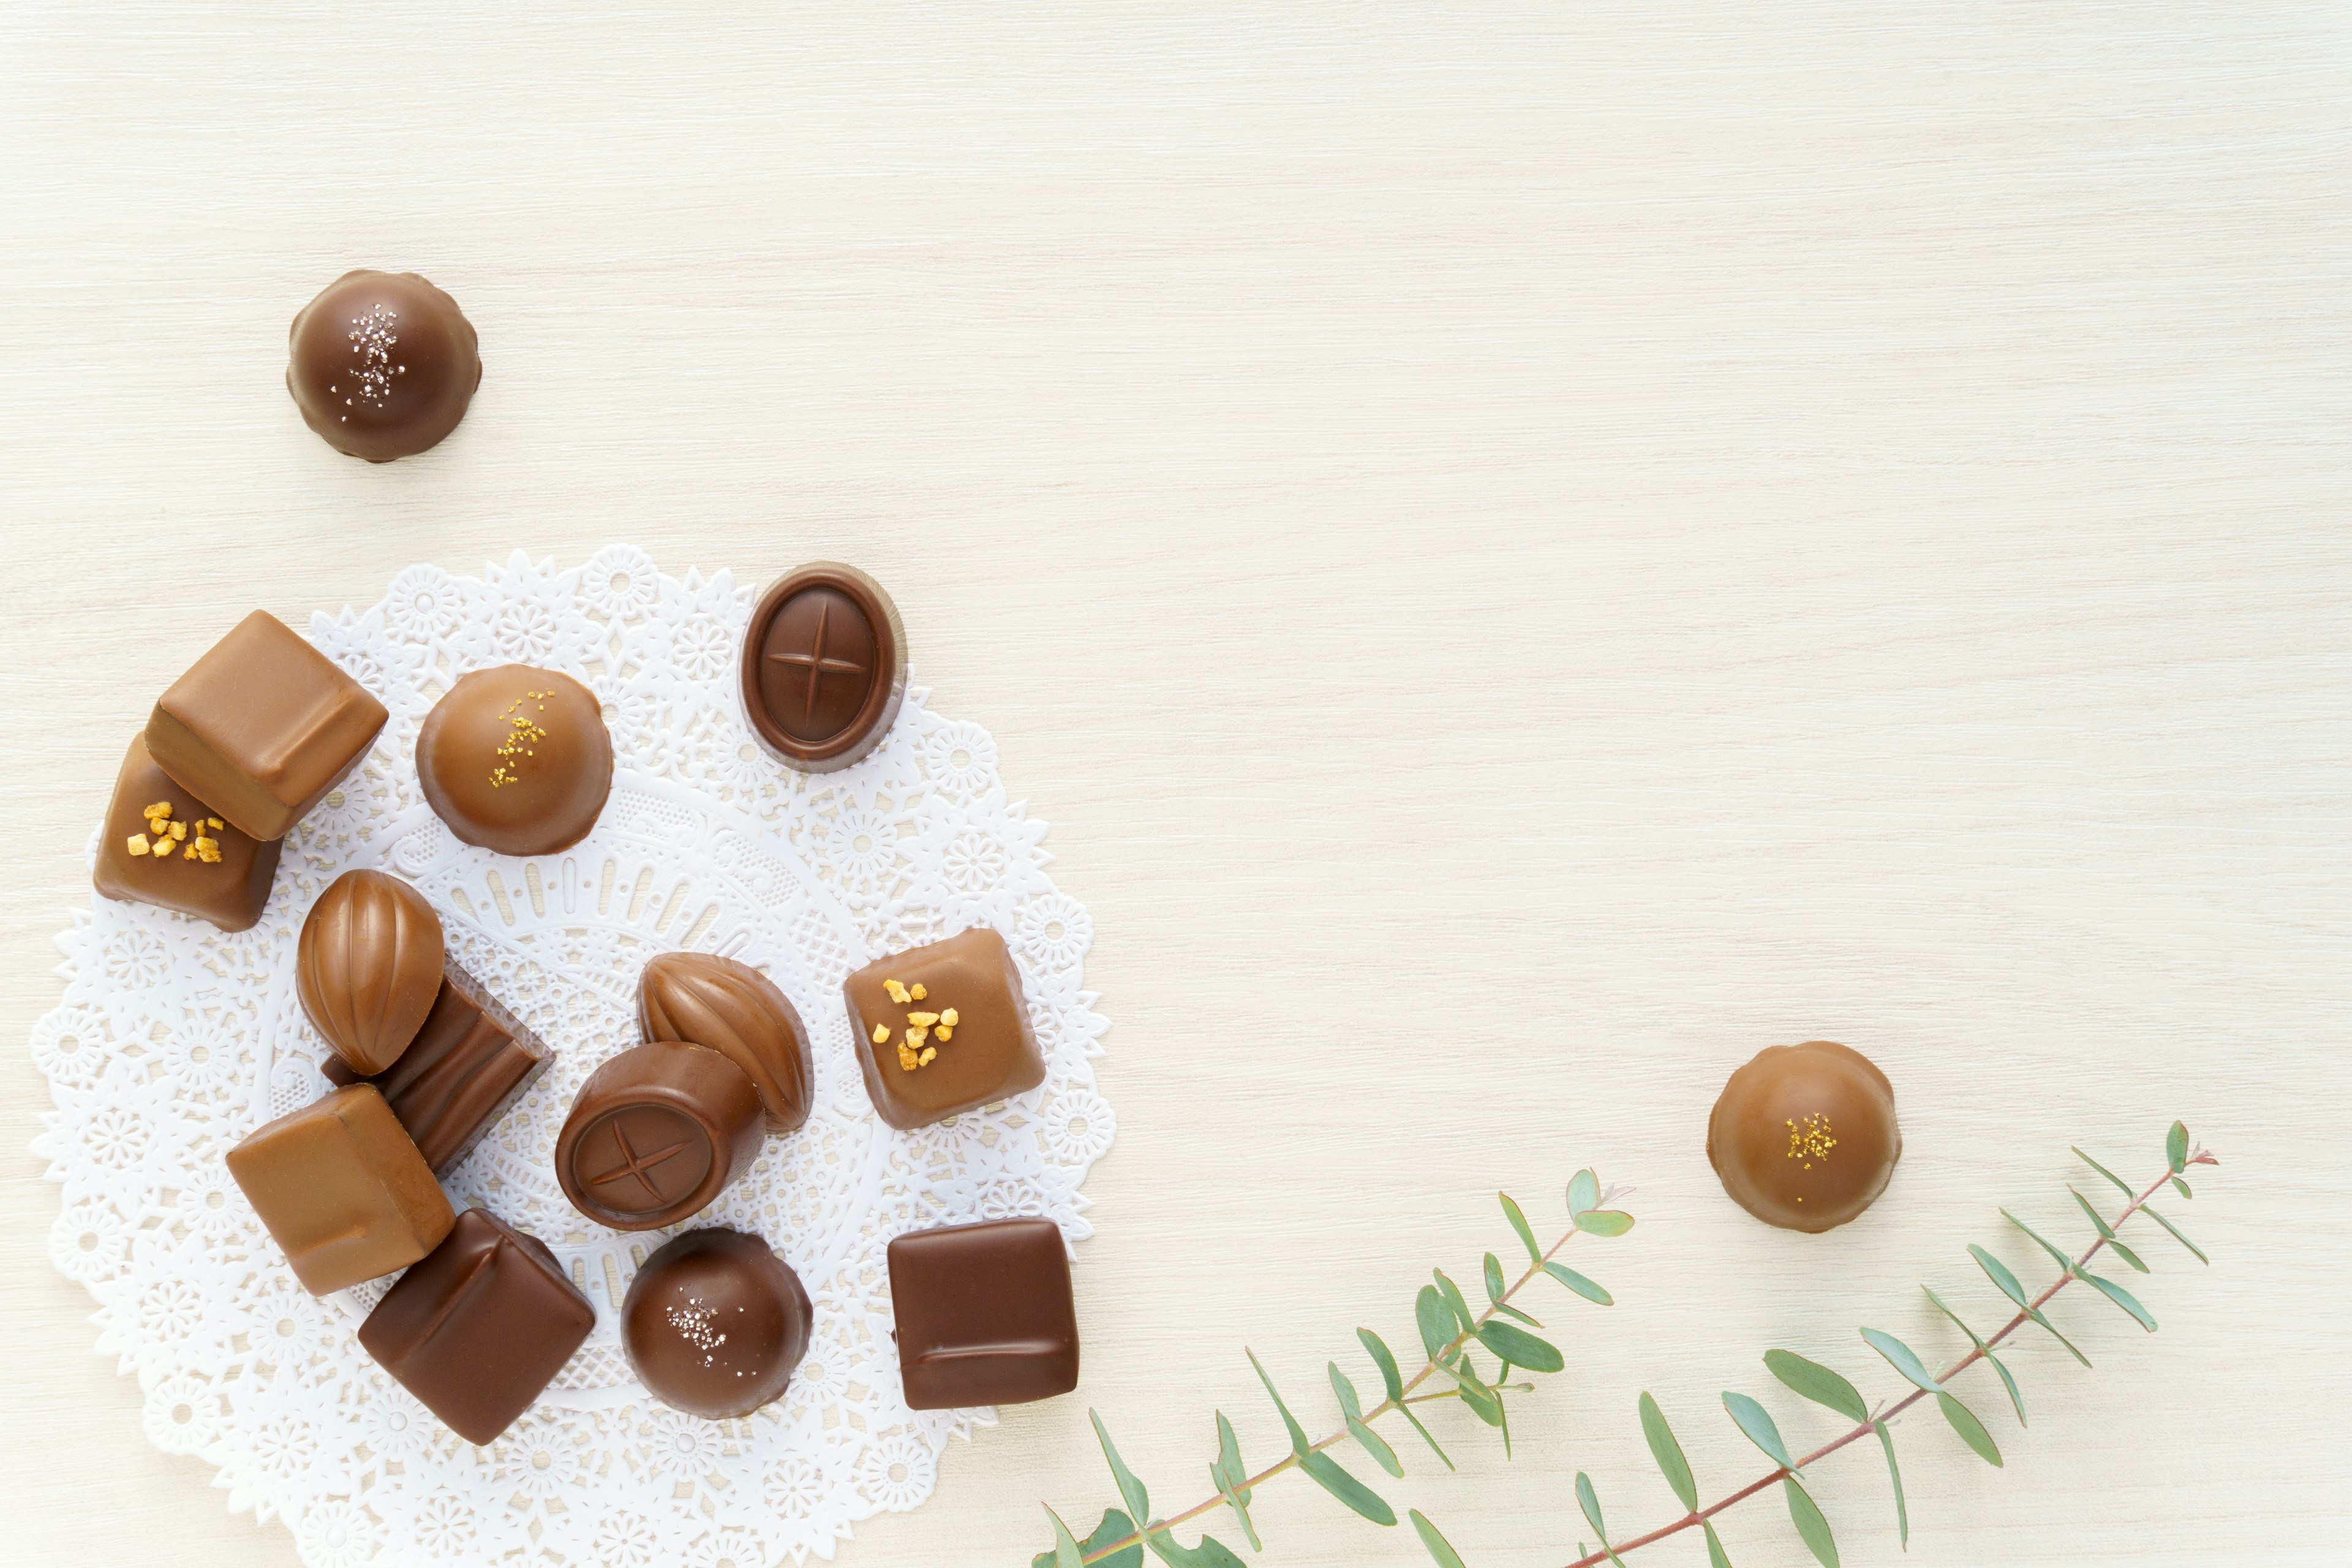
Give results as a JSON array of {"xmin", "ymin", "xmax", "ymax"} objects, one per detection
[{"xmin": 3, "ymin": 4, "xmax": 2347, "ymax": 1565}]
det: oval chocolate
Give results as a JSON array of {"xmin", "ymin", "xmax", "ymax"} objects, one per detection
[
  {"xmin": 739, "ymin": 563, "xmax": 907, "ymax": 771},
  {"xmin": 638, "ymin": 952, "xmax": 813, "ymax": 1134},
  {"xmin": 296, "ymin": 869, "xmax": 447, "ymax": 1075},
  {"xmin": 555, "ymin": 1042, "xmax": 764, "ymax": 1231}
]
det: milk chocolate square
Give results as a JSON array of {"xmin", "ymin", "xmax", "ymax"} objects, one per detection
[
  {"xmin": 358, "ymin": 1208, "xmax": 593, "ymax": 1444},
  {"xmin": 226, "ymin": 1084, "xmax": 454, "ymax": 1295},
  {"xmin": 888, "ymin": 1217, "xmax": 1078, "ymax": 1409},
  {"xmin": 145, "ymin": 610, "xmax": 388, "ymax": 840},
  {"xmin": 844, "ymin": 927, "xmax": 1046, "ymax": 1130},
  {"xmin": 323, "ymin": 959, "xmax": 550, "ymax": 1173},
  {"xmin": 92, "ymin": 734, "xmax": 283, "ymax": 932}
]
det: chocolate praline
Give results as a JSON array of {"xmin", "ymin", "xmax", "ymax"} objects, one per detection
[
  {"xmin": 739, "ymin": 563, "xmax": 907, "ymax": 772},
  {"xmin": 622, "ymin": 1229, "xmax": 812, "ymax": 1419},
  {"xmin": 1707, "ymin": 1040, "xmax": 1900, "ymax": 1234},
  {"xmin": 416, "ymin": 666, "xmax": 612, "ymax": 856},
  {"xmin": 288, "ymin": 270, "xmax": 481, "ymax": 461}
]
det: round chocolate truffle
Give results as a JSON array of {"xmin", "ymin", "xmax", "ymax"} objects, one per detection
[
  {"xmin": 622, "ymin": 1229, "xmax": 812, "ymax": 1419},
  {"xmin": 287, "ymin": 270, "xmax": 481, "ymax": 461},
  {"xmin": 1707, "ymin": 1040, "xmax": 1900, "ymax": 1233},
  {"xmin": 739, "ymin": 563, "xmax": 907, "ymax": 772},
  {"xmin": 417, "ymin": 666, "xmax": 612, "ymax": 856}
]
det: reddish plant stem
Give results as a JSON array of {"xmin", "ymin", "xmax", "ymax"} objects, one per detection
[{"xmin": 1558, "ymin": 1152, "xmax": 2215, "ymax": 1568}]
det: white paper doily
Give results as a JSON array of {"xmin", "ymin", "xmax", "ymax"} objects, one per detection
[{"xmin": 29, "ymin": 547, "xmax": 1113, "ymax": 1567}]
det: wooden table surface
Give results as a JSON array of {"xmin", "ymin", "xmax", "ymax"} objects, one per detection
[{"xmin": 4, "ymin": 6, "xmax": 2346, "ymax": 1566}]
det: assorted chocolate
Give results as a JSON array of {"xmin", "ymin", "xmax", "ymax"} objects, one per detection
[
  {"xmin": 359, "ymin": 1208, "xmax": 594, "ymax": 1444},
  {"xmin": 92, "ymin": 735, "xmax": 284, "ymax": 932},
  {"xmin": 145, "ymin": 609, "xmax": 388, "ymax": 842},
  {"xmin": 416, "ymin": 665, "xmax": 612, "ymax": 856},
  {"xmin": 322, "ymin": 956, "xmax": 551, "ymax": 1174},
  {"xmin": 622, "ymin": 1229, "xmax": 813, "ymax": 1419},
  {"xmin": 888, "ymin": 1217, "xmax": 1078, "ymax": 1411},
  {"xmin": 297, "ymin": 869, "xmax": 447, "ymax": 1074},
  {"xmin": 638, "ymin": 952, "xmax": 814, "ymax": 1134},
  {"xmin": 287, "ymin": 270, "xmax": 482, "ymax": 462},
  {"xmin": 740, "ymin": 562, "xmax": 907, "ymax": 772},
  {"xmin": 556, "ymin": 1042, "xmax": 764, "ymax": 1231},
  {"xmin": 843, "ymin": 927, "xmax": 1047, "ymax": 1130},
  {"xmin": 226, "ymin": 1084, "xmax": 454, "ymax": 1296},
  {"xmin": 1707, "ymin": 1039, "xmax": 1901, "ymax": 1233}
]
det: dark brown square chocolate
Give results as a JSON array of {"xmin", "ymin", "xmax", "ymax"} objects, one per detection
[
  {"xmin": 323, "ymin": 958, "xmax": 549, "ymax": 1172},
  {"xmin": 843, "ymin": 927, "xmax": 1046, "ymax": 1130},
  {"xmin": 145, "ymin": 609, "xmax": 388, "ymax": 841},
  {"xmin": 359, "ymin": 1208, "xmax": 593, "ymax": 1445},
  {"xmin": 888, "ymin": 1217, "xmax": 1077, "ymax": 1410},
  {"xmin": 92, "ymin": 734, "xmax": 283, "ymax": 932}
]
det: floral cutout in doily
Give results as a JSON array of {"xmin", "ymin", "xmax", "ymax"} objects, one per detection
[{"xmin": 30, "ymin": 547, "xmax": 1112, "ymax": 1566}]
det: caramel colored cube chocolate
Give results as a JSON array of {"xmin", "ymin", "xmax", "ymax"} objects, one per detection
[
  {"xmin": 323, "ymin": 958, "xmax": 551, "ymax": 1173},
  {"xmin": 359, "ymin": 1208, "xmax": 593, "ymax": 1444},
  {"xmin": 843, "ymin": 927, "xmax": 1046, "ymax": 1130},
  {"xmin": 888, "ymin": 1217, "xmax": 1078, "ymax": 1410},
  {"xmin": 92, "ymin": 734, "xmax": 283, "ymax": 932},
  {"xmin": 226, "ymin": 1084, "xmax": 453, "ymax": 1295},
  {"xmin": 145, "ymin": 610, "xmax": 388, "ymax": 841}
]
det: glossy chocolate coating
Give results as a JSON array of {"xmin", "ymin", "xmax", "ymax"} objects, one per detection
[
  {"xmin": 297, "ymin": 870, "xmax": 446, "ymax": 1074},
  {"xmin": 888, "ymin": 1217, "xmax": 1077, "ymax": 1410},
  {"xmin": 92, "ymin": 734, "xmax": 284, "ymax": 932},
  {"xmin": 323, "ymin": 957, "xmax": 551, "ymax": 1173},
  {"xmin": 638, "ymin": 952, "xmax": 813, "ymax": 1134},
  {"xmin": 145, "ymin": 610, "xmax": 388, "ymax": 842},
  {"xmin": 225, "ymin": 1084, "xmax": 454, "ymax": 1296},
  {"xmin": 416, "ymin": 666, "xmax": 612, "ymax": 856},
  {"xmin": 288, "ymin": 270, "xmax": 481, "ymax": 462},
  {"xmin": 739, "ymin": 563, "xmax": 907, "ymax": 772},
  {"xmin": 360, "ymin": 1208, "xmax": 593, "ymax": 1444},
  {"xmin": 1707, "ymin": 1040, "xmax": 1901, "ymax": 1233},
  {"xmin": 622, "ymin": 1229, "xmax": 811, "ymax": 1419},
  {"xmin": 843, "ymin": 927, "xmax": 1046, "ymax": 1130},
  {"xmin": 556, "ymin": 1042, "xmax": 764, "ymax": 1231}
]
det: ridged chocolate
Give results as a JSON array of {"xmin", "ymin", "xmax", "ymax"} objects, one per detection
[
  {"xmin": 638, "ymin": 952, "xmax": 813, "ymax": 1134},
  {"xmin": 298, "ymin": 870, "xmax": 447, "ymax": 1075},
  {"xmin": 323, "ymin": 957, "xmax": 550, "ymax": 1174}
]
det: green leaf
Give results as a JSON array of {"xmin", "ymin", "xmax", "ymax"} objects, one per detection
[
  {"xmin": 1035, "ymin": 1509, "xmax": 1145, "ymax": 1568},
  {"xmin": 1722, "ymin": 1390, "xmax": 1796, "ymax": 1470},
  {"xmin": 1923, "ymin": 1287, "xmax": 2024, "ymax": 1426},
  {"xmin": 1043, "ymin": 1506, "xmax": 1087, "ymax": 1568},
  {"xmin": 2069, "ymin": 1188, "xmax": 2150, "ymax": 1273},
  {"xmin": 1482, "ymin": 1252, "xmax": 1507, "ymax": 1304},
  {"xmin": 1329, "ymin": 1362, "xmax": 1365, "ymax": 1423},
  {"xmin": 1409, "ymin": 1509, "xmax": 1468, "ymax": 1568},
  {"xmin": 1090, "ymin": 1412, "xmax": 1152, "ymax": 1536},
  {"xmin": 1936, "ymin": 1391, "xmax": 2002, "ymax": 1466},
  {"xmin": 2002, "ymin": 1210, "xmax": 2077, "ymax": 1275},
  {"xmin": 1704, "ymin": 1521, "xmax": 1734, "ymax": 1568},
  {"xmin": 1575, "ymin": 1473, "xmax": 1627, "ymax": 1567},
  {"xmin": 1298, "ymin": 1448, "xmax": 1397, "ymax": 1527},
  {"xmin": 1490, "ymin": 1299, "xmax": 1544, "ymax": 1328},
  {"xmin": 2140, "ymin": 1204, "xmax": 2209, "ymax": 1264},
  {"xmin": 1763, "ymin": 1349, "xmax": 1868, "ymax": 1423},
  {"xmin": 1576, "ymin": 1209, "xmax": 1636, "ymax": 1238},
  {"xmin": 1784, "ymin": 1477, "xmax": 1840, "ymax": 1567},
  {"xmin": 2171, "ymin": 1175, "xmax": 2192, "ymax": 1200},
  {"xmin": 1442, "ymin": 1359, "xmax": 1504, "ymax": 1427},
  {"xmin": 1433, "ymin": 1270, "xmax": 1479, "ymax": 1335},
  {"xmin": 1969, "ymin": 1243, "xmax": 2089, "ymax": 1365},
  {"xmin": 2167, "ymin": 1121, "xmax": 2189, "ymax": 1174},
  {"xmin": 1400, "ymin": 1403, "xmax": 1455, "ymax": 1471},
  {"xmin": 1500, "ymin": 1191, "xmax": 1542, "ymax": 1266},
  {"xmin": 2080, "ymin": 1269, "xmax": 2158, "ymax": 1331},
  {"xmin": 2071, "ymin": 1146, "xmax": 2136, "ymax": 1197},
  {"xmin": 1544, "ymin": 1261, "xmax": 1613, "ymax": 1305},
  {"xmin": 1474, "ymin": 1321, "xmax": 1564, "ymax": 1374},
  {"xmin": 1209, "ymin": 1463, "xmax": 1260, "ymax": 1552},
  {"xmin": 1416, "ymin": 1287, "xmax": 1457, "ymax": 1363},
  {"xmin": 1638, "ymin": 1392, "xmax": 1698, "ymax": 1511},
  {"xmin": 1213, "ymin": 1411, "xmax": 1250, "ymax": 1502},
  {"xmin": 1330, "ymin": 1363, "xmax": 1404, "ymax": 1477},
  {"xmin": 1859, "ymin": 1327, "xmax": 1941, "ymax": 1396},
  {"xmin": 1188, "ymin": 1540, "xmax": 1250, "ymax": 1568},
  {"xmin": 1357, "ymin": 1329, "xmax": 1404, "ymax": 1402},
  {"xmin": 1567, "ymin": 1169, "xmax": 1601, "ymax": 1216},
  {"xmin": 1872, "ymin": 1420, "xmax": 1908, "ymax": 1547}
]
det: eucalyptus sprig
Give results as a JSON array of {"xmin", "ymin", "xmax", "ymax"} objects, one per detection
[
  {"xmin": 1565, "ymin": 1122, "xmax": 2220, "ymax": 1568},
  {"xmin": 1036, "ymin": 1172, "xmax": 1637, "ymax": 1568}
]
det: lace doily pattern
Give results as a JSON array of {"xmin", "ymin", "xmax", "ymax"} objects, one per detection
[{"xmin": 31, "ymin": 548, "xmax": 1112, "ymax": 1565}]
